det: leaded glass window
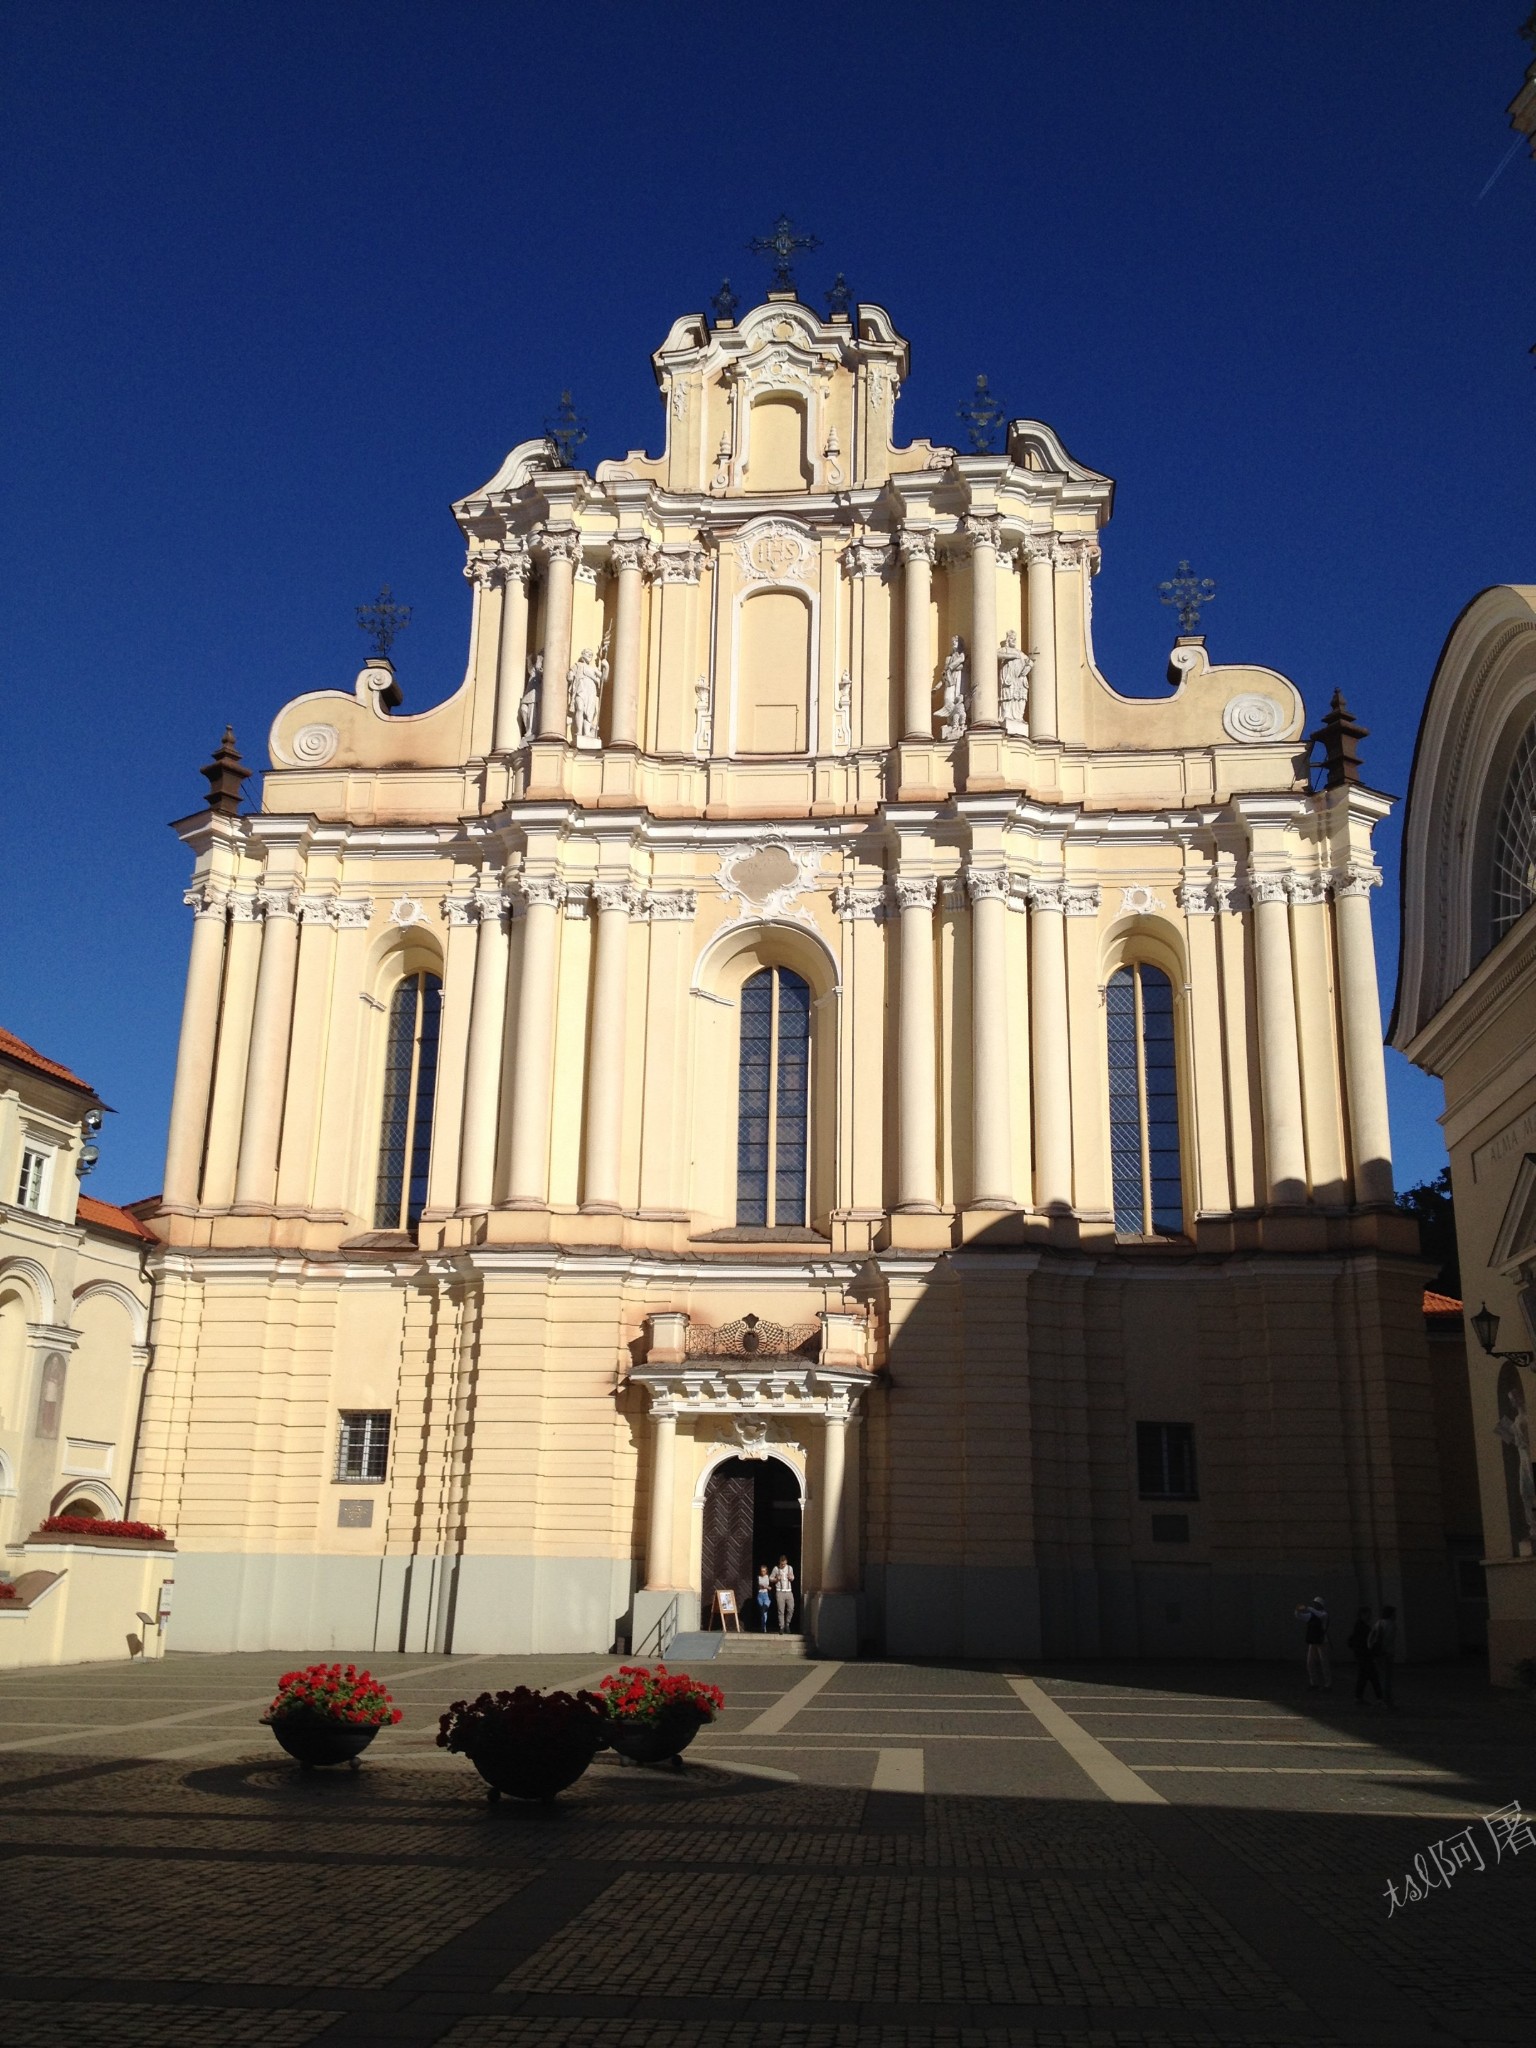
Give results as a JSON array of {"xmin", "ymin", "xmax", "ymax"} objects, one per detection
[
  {"xmin": 1491, "ymin": 721, "xmax": 1536, "ymax": 947},
  {"xmin": 1106, "ymin": 963, "xmax": 1184, "ymax": 1237},
  {"xmin": 736, "ymin": 967, "xmax": 811, "ymax": 1226},
  {"xmin": 373, "ymin": 971, "xmax": 442, "ymax": 1230}
]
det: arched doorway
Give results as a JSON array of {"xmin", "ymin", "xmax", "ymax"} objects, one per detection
[{"xmin": 701, "ymin": 1456, "xmax": 802, "ymax": 1632}]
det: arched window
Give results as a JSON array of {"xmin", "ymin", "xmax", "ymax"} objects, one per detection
[
  {"xmin": 737, "ymin": 967, "xmax": 811, "ymax": 1226},
  {"xmin": 1491, "ymin": 720, "xmax": 1536, "ymax": 947},
  {"xmin": 374, "ymin": 971, "xmax": 443, "ymax": 1230},
  {"xmin": 1106, "ymin": 962, "xmax": 1183, "ymax": 1237}
]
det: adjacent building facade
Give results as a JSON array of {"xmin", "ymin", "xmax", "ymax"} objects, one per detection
[
  {"xmin": 137, "ymin": 290, "xmax": 1451, "ymax": 1661},
  {"xmin": 1393, "ymin": 585, "xmax": 1536, "ymax": 1683}
]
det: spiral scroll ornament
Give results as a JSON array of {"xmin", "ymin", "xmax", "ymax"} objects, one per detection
[
  {"xmin": 1222, "ymin": 694, "xmax": 1288, "ymax": 744},
  {"xmin": 290, "ymin": 723, "xmax": 340, "ymax": 766}
]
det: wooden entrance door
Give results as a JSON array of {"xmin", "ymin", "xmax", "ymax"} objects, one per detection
[{"xmin": 701, "ymin": 1461, "xmax": 755, "ymax": 1626}]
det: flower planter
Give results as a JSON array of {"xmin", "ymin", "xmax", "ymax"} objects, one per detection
[
  {"xmin": 464, "ymin": 1724, "xmax": 605, "ymax": 1802},
  {"xmin": 268, "ymin": 1712, "xmax": 380, "ymax": 1771},
  {"xmin": 604, "ymin": 1701, "xmax": 708, "ymax": 1767},
  {"xmin": 437, "ymin": 1686, "xmax": 606, "ymax": 1803}
]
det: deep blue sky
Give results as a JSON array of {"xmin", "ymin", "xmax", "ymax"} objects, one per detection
[{"xmin": 4, "ymin": 3, "xmax": 1533, "ymax": 1204}]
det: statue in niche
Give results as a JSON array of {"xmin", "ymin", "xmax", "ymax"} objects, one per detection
[
  {"xmin": 518, "ymin": 653, "xmax": 542, "ymax": 745},
  {"xmin": 937, "ymin": 635, "xmax": 969, "ymax": 740},
  {"xmin": 999, "ymin": 628, "xmax": 1033, "ymax": 734},
  {"xmin": 1494, "ymin": 1370, "xmax": 1536, "ymax": 1554},
  {"xmin": 567, "ymin": 630, "xmax": 609, "ymax": 746},
  {"xmin": 693, "ymin": 673, "xmax": 713, "ymax": 756}
]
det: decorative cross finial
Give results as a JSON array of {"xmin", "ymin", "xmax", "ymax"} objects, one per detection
[
  {"xmin": 200, "ymin": 725, "xmax": 249, "ymax": 817},
  {"xmin": 957, "ymin": 373, "xmax": 1008, "ymax": 453},
  {"xmin": 747, "ymin": 213, "xmax": 820, "ymax": 294},
  {"xmin": 356, "ymin": 585, "xmax": 411, "ymax": 659},
  {"xmin": 709, "ymin": 278, "xmax": 740, "ymax": 323},
  {"xmin": 545, "ymin": 391, "xmax": 587, "ymax": 469},
  {"xmin": 825, "ymin": 272, "xmax": 854, "ymax": 318},
  {"xmin": 1311, "ymin": 689, "xmax": 1369, "ymax": 789},
  {"xmin": 1159, "ymin": 560, "xmax": 1216, "ymax": 635}
]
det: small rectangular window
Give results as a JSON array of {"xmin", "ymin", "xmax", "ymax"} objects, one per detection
[
  {"xmin": 17, "ymin": 1148, "xmax": 48, "ymax": 1211},
  {"xmin": 1137, "ymin": 1421, "xmax": 1198, "ymax": 1500},
  {"xmin": 336, "ymin": 1411, "xmax": 391, "ymax": 1483}
]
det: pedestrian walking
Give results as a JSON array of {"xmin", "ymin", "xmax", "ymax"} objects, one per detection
[
  {"xmin": 1294, "ymin": 1596, "xmax": 1332, "ymax": 1689},
  {"xmin": 754, "ymin": 1565, "xmax": 772, "ymax": 1633},
  {"xmin": 1371, "ymin": 1605, "xmax": 1398, "ymax": 1708},
  {"xmin": 770, "ymin": 1554, "xmax": 795, "ymax": 1634},
  {"xmin": 1348, "ymin": 1606, "xmax": 1382, "ymax": 1705}
]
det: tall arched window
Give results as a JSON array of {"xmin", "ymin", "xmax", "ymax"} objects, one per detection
[
  {"xmin": 1491, "ymin": 719, "xmax": 1536, "ymax": 947},
  {"xmin": 374, "ymin": 971, "xmax": 442, "ymax": 1230},
  {"xmin": 1106, "ymin": 962, "xmax": 1183, "ymax": 1238},
  {"xmin": 737, "ymin": 967, "xmax": 811, "ymax": 1226}
]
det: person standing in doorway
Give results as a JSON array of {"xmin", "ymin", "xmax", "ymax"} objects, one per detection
[
  {"xmin": 1371, "ymin": 1605, "xmax": 1398, "ymax": 1708},
  {"xmin": 755, "ymin": 1565, "xmax": 772, "ymax": 1633},
  {"xmin": 771, "ymin": 1554, "xmax": 795, "ymax": 1634},
  {"xmin": 1348, "ymin": 1606, "xmax": 1382, "ymax": 1706},
  {"xmin": 1294, "ymin": 1596, "xmax": 1332, "ymax": 1689}
]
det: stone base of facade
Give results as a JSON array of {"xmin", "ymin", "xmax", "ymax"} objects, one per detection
[{"xmin": 1485, "ymin": 1559, "xmax": 1536, "ymax": 1685}]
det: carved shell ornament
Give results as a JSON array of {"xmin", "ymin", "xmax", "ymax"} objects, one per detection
[
  {"xmin": 289, "ymin": 723, "xmax": 340, "ymax": 766},
  {"xmin": 716, "ymin": 837, "xmax": 823, "ymax": 919},
  {"xmin": 1222, "ymin": 693, "xmax": 1289, "ymax": 743},
  {"xmin": 388, "ymin": 896, "xmax": 426, "ymax": 929}
]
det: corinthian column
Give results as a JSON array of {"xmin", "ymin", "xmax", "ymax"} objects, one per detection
[
  {"xmin": 1030, "ymin": 882, "xmax": 1072, "ymax": 1210},
  {"xmin": 1333, "ymin": 866, "xmax": 1395, "ymax": 1205},
  {"xmin": 162, "ymin": 886, "xmax": 229, "ymax": 1208},
  {"xmin": 899, "ymin": 529, "xmax": 936, "ymax": 738},
  {"xmin": 1250, "ymin": 873, "xmax": 1308, "ymax": 1205},
  {"xmin": 967, "ymin": 867, "xmax": 1012, "ymax": 1207},
  {"xmin": 607, "ymin": 542, "xmax": 648, "ymax": 750},
  {"xmin": 232, "ymin": 888, "xmax": 302, "ymax": 1210},
  {"xmin": 644, "ymin": 1398, "xmax": 677, "ymax": 1589},
  {"xmin": 820, "ymin": 1398, "xmax": 849, "ymax": 1591},
  {"xmin": 457, "ymin": 888, "xmax": 510, "ymax": 1211},
  {"xmin": 491, "ymin": 539, "xmax": 532, "ymax": 754},
  {"xmin": 505, "ymin": 876, "xmax": 563, "ymax": 1205},
  {"xmin": 583, "ymin": 883, "xmax": 633, "ymax": 1211},
  {"xmin": 536, "ymin": 531, "xmax": 581, "ymax": 740},
  {"xmin": 1023, "ymin": 537, "xmax": 1058, "ymax": 742},
  {"xmin": 895, "ymin": 876, "xmax": 939, "ymax": 1210},
  {"xmin": 965, "ymin": 517, "xmax": 1001, "ymax": 728}
]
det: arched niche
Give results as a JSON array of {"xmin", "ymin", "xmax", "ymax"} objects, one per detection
[
  {"xmin": 744, "ymin": 393, "xmax": 811, "ymax": 493},
  {"xmin": 734, "ymin": 588, "xmax": 812, "ymax": 754}
]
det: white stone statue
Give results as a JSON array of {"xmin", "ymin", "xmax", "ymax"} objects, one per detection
[
  {"xmin": 567, "ymin": 634, "xmax": 609, "ymax": 745},
  {"xmin": 938, "ymin": 635, "xmax": 969, "ymax": 740},
  {"xmin": 518, "ymin": 653, "xmax": 542, "ymax": 745},
  {"xmin": 999, "ymin": 628, "xmax": 1033, "ymax": 733},
  {"xmin": 1494, "ymin": 1384, "xmax": 1536, "ymax": 1550},
  {"xmin": 693, "ymin": 673, "xmax": 712, "ymax": 756}
]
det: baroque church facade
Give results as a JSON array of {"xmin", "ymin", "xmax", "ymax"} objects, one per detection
[{"xmin": 136, "ymin": 289, "xmax": 1453, "ymax": 1661}]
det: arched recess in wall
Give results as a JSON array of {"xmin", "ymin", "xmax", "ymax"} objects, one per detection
[
  {"xmin": 357, "ymin": 927, "xmax": 446, "ymax": 1230},
  {"xmin": 744, "ymin": 394, "xmax": 811, "ymax": 493},
  {"xmin": 735, "ymin": 589, "xmax": 812, "ymax": 755},
  {"xmin": 687, "ymin": 917, "xmax": 839, "ymax": 1236},
  {"xmin": 1100, "ymin": 918, "xmax": 1194, "ymax": 1237},
  {"xmin": 49, "ymin": 1479, "xmax": 126, "ymax": 1520}
]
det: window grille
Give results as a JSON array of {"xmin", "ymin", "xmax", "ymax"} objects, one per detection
[
  {"xmin": 16, "ymin": 1148, "xmax": 47, "ymax": 1211},
  {"xmin": 336, "ymin": 1411, "xmax": 391, "ymax": 1483},
  {"xmin": 1137, "ymin": 1421, "xmax": 1198, "ymax": 1500},
  {"xmin": 373, "ymin": 972, "xmax": 442, "ymax": 1230},
  {"xmin": 1491, "ymin": 720, "xmax": 1536, "ymax": 947},
  {"xmin": 1106, "ymin": 963, "xmax": 1183, "ymax": 1236},
  {"xmin": 736, "ymin": 966, "xmax": 811, "ymax": 1226}
]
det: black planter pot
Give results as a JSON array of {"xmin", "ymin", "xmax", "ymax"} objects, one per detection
[
  {"xmin": 604, "ymin": 1702, "xmax": 708, "ymax": 1767},
  {"xmin": 267, "ymin": 1713, "xmax": 380, "ymax": 1771},
  {"xmin": 467, "ymin": 1722, "xmax": 605, "ymax": 1803}
]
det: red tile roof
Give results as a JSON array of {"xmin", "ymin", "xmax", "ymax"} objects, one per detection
[
  {"xmin": 1423, "ymin": 1290, "xmax": 1463, "ymax": 1316},
  {"xmin": 76, "ymin": 1194, "xmax": 157, "ymax": 1243},
  {"xmin": 0, "ymin": 1026, "xmax": 96, "ymax": 1096}
]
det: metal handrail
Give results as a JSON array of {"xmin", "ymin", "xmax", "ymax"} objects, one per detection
[{"xmin": 634, "ymin": 1594, "xmax": 679, "ymax": 1662}]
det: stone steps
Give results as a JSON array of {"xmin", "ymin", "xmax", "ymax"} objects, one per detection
[{"xmin": 714, "ymin": 1632, "xmax": 809, "ymax": 1661}]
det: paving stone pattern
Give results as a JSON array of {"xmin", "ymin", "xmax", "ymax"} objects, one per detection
[{"xmin": 0, "ymin": 1652, "xmax": 1530, "ymax": 2046}]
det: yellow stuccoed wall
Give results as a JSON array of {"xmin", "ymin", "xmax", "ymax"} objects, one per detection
[{"xmin": 134, "ymin": 292, "xmax": 1455, "ymax": 1661}]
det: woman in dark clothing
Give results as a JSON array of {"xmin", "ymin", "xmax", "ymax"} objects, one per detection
[{"xmin": 1349, "ymin": 1606, "xmax": 1382, "ymax": 1705}]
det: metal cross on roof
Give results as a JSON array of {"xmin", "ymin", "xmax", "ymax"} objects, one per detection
[
  {"xmin": 1158, "ymin": 560, "xmax": 1217, "ymax": 634},
  {"xmin": 748, "ymin": 214, "xmax": 820, "ymax": 293},
  {"xmin": 709, "ymin": 278, "xmax": 740, "ymax": 323},
  {"xmin": 957, "ymin": 373, "xmax": 1008, "ymax": 453},
  {"xmin": 356, "ymin": 585, "xmax": 411, "ymax": 659},
  {"xmin": 545, "ymin": 391, "xmax": 587, "ymax": 469}
]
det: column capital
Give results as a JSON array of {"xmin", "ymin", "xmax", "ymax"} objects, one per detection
[
  {"xmin": 654, "ymin": 543, "xmax": 707, "ymax": 584},
  {"xmin": 592, "ymin": 880, "xmax": 638, "ymax": 916},
  {"xmin": 227, "ymin": 889, "xmax": 265, "ymax": 923},
  {"xmin": 294, "ymin": 891, "xmax": 343, "ymax": 925},
  {"xmin": 1063, "ymin": 884, "xmax": 1101, "ymax": 917},
  {"xmin": 1030, "ymin": 880, "xmax": 1066, "ymax": 915},
  {"xmin": 843, "ymin": 537, "xmax": 892, "ymax": 579},
  {"xmin": 333, "ymin": 898, "xmax": 373, "ymax": 929},
  {"xmin": 1176, "ymin": 878, "xmax": 1216, "ymax": 915},
  {"xmin": 182, "ymin": 884, "xmax": 228, "ymax": 920},
  {"xmin": 893, "ymin": 875, "xmax": 938, "ymax": 913},
  {"xmin": 637, "ymin": 888, "xmax": 698, "ymax": 921},
  {"xmin": 255, "ymin": 887, "xmax": 299, "ymax": 921},
  {"xmin": 537, "ymin": 527, "xmax": 584, "ymax": 567},
  {"xmin": 499, "ymin": 534, "xmax": 533, "ymax": 587},
  {"xmin": 833, "ymin": 884, "xmax": 887, "ymax": 922},
  {"xmin": 964, "ymin": 865, "xmax": 1009, "ymax": 904},
  {"xmin": 898, "ymin": 526, "xmax": 937, "ymax": 566},
  {"xmin": 609, "ymin": 538, "xmax": 654, "ymax": 578},
  {"xmin": 1020, "ymin": 530, "xmax": 1055, "ymax": 564},
  {"xmin": 1331, "ymin": 863, "xmax": 1383, "ymax": 898},
  {"xmin": 961, "ymin": 513, "xmax": 1002, "ymax": 553},
  {"xmin": 1288, "ymin": 870, "xmax": 1331, "ymax": 908},
  {"xmin": 520, "ymin": 874, "xmax": 566, "ymax": 911},
  {"xmin": 463, "ymin": 540, "xmax": 504, "ymax": 589},
  {"xmin": 1248, "ymin": 870, "xmax": 1293, "ymax": 907}
]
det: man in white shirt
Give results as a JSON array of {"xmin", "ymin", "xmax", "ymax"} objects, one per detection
[{"xmin": 770, "ymin": 1555, "xmax": 795, "ymax": 1634}]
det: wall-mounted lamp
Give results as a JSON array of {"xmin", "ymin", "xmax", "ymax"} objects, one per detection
[
  {"xmin": 75, "ymin": 1143, "xmax": 100, "ymax": 1179},
  {"xmin": 1470, "ymin": 1303, "xmax": 1535, "ymax": 1372}
]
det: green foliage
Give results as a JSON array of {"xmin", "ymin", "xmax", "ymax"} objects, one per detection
[{"xmin": 1396, "ymin": 1166, "xmax": 1461, "ymax": 1298}]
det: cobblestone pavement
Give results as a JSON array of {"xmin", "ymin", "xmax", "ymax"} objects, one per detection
[{"xmin": 0, "ymin": 1650, "xmax": 1530, "ymax": 2046}]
